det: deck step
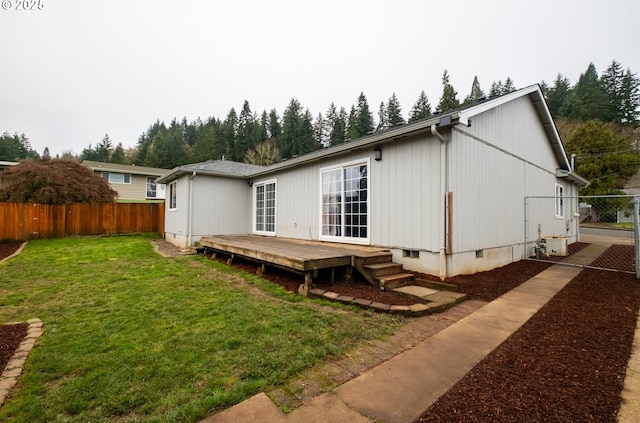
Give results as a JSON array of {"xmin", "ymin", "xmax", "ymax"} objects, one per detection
[
  {"xmin": 364, "ymin": 262, "xmax": 404, "ymax": 277},
  {"xmin": 356, "ymin": 252, "xmax": 393, "ymax": 265},
  {"xmin": 379, "ymin": 272, "xmax": 415, "ymax": 290}
]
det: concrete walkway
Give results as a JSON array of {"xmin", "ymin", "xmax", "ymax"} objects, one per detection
[{"xmin": 203, "ymin": 264, "xmax": 630, "ymax": 423}]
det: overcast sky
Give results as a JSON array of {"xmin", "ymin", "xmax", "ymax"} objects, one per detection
[{"xmin": 1, "ymin": 0, "xmax": 638, "ymax": 158}]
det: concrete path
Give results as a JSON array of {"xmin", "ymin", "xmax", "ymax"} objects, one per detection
[
  {"xmin": 618, "ymin": 302, "xmax": 640, "ymax": 422},
  {"xmin": 202, "ymin": 265, "xmax": 599, "ymax": 423}
]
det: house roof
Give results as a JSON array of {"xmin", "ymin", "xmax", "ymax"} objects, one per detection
[
  {"xmin": 156, "ymin": 160, "xmax": 265, "ymax": 183},
  {"xmin": 82, "ymin": 161, "xmax": 170, "ymax": 177},
  {"xmin": 156, "ymin": 85, "xmax": 587, "ymax": 187},
  {"xmin": 0, "ymin": 161, "xmax": 20, "ymax": 167}
]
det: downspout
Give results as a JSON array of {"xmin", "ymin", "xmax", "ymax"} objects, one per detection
[
  {"xmin": 431, "ymin": 124, "xmax": 448, "ymax": 280},
  {"xmin": 187, "ymin": 171, "xmax": 196, "ymax": 247}
]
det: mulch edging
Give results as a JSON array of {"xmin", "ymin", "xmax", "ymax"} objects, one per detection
[
  {"xmin": 307, "ymin": 287, "xmax": 466, "ymax": 316},
  {"xmin": 0, "ymin": 242, "xmax": 27, "ymax": 266},
  {"xmin": 0, "ymin": 319, "xmax": 44, "ymax": 407}
]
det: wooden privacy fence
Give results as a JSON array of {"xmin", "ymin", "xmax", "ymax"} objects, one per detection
[{"xmin": 0, "ymin": 202, "xmax": 165, "ymax": 240}]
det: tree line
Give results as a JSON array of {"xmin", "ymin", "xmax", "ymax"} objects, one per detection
[
  {"xmin": 75, "ymin": 69, "xmax": 535, "ymax": 169},
  {"xmin": 1, "ymin": 61, "xmax": 639, "ymax": 196}
]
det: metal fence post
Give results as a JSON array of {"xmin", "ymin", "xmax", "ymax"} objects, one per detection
[{"xmin": 634, "ymin": 197, "xmax": 640, "ymax": 279}]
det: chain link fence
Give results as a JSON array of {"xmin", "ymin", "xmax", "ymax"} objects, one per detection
[{"xmin": 525, "ymin": 195, "xmax": 639, "ymax": 277}]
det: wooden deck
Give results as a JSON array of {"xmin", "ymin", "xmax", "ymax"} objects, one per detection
[{"xmin": 198, "ymin": 235, "xmax": 391, "ymax": 273}]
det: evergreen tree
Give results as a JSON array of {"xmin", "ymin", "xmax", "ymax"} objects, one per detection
[
  {"xmin": 386, "ymin": 93, "xmax": 405, "ymax": 126},
  {"xmin": 546, "ymin": 74, "xmax": 572, "ymax": 118},
  {"xmin": 42, "ymin": 147, "xmax": 51, "ymax": 159},
  {"xmin": 326, "ymin": 103, "xmax": 347, "ymax": 146},
  {"xmin": 503, "ymin": 77, "xmax": 516, "ymax": 93},
  {"xmin": 377, "ymin": 101, "xmax": 389, "ymax": 131},
  {"xmin": 620, "ymin": 68, "xmax": 640, "ymax": 125},
  {"xmin": 258, "ymin": 110, "xmax": 269, "ymax": 142},
  {"xmin": 110, "ymin": 143, "xmax": 125, "ymax": 164},
  {"xmin": 192, "ymin": 118, "xmax": 225, "ymax": 162},
  {"xmin": 354, "ymin": 92, "xmax": 375, "ymax": 136},
  {"xmin": 181, "ymin": 116, "xmax": 197, "ymax": 147},
  {"xmin": 220, "ymin": 108, "xmax": 238, "ymax": 160},
  {"xmin": 489, "ymin": 80, "xmax": 504, "ymax": 99},
  {"xmin": 313, "ymin": 112, "xmax": 327, "ymax": 147},
  {"xmin": 236, "ymin": 100, "xmax": 258, "ymax": 160},
  {"xmin": 601, "ymin": 60, "xmax": 625, "ymax": 122},
  {"xmin": 347, "ymin": 105, "xmax": 358, "ymax": 141},
  {"xmin": 95, "ymin": 134, "xmax": 113, "ymax": 162},
  {"xmin": 564, "ymin": 63, "xmax": 610, "ymax": 121},
  {"xmin": 267, "ymin": 108, "xmax": 281, "ymax": 139},
  {"xmin": 463, "ymin": 76, "xmax": 485, "ymax": 105},
  {"xmin": 134, "ymin": 121, "xmax": 166, "ymax": 165},
  {"xmin": 1, "ymin": 132, "xmax": 39, "ymax": 161},
  {"xmin": 408, "ymin": 91, "xmax": 432, "ymax": 122},
  {"xmin": 279, "ymin": 99, "xmax": 320, "ymax": 158},
  {"xmin": 437, "ymin": 70, "xmax": 460, "ymax": 112}
]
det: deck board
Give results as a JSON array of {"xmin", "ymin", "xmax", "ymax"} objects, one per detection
[{"xmin": 198, "ymin": 235, "xmax": 390, "ymax": 272}]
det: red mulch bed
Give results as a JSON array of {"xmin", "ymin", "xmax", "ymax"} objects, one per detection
[
  {"xmin": 417, "ymin": 247, "xmax": 640, "ymax": 422},
  {"xmin": 0, "ymin": 323, "xmax": 27, "ymax": 374}
]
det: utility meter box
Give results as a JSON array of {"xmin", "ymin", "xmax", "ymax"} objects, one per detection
[{"xmin": 544, "ymin": 236, "xmax": 568, "ymax": 257}]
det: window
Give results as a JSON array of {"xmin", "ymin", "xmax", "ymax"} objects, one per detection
[
  {"xmin": 555, "ymin": 183, "xmax": 564, "ymax": 218},
  {"xmin": 146, "ymin": 177, "xmax": 157, "ymax": 198},
  {"xmin": 255, "ymin": 180, "xmax": 276, "ymax": 234},
  {"xmin": 168, "ymin": 181, "xmax": 177, "ymax": 210},
  {"xmin": 101, "ymin": 172, "xmax": 131, "ymax": 184},
  {"xmin": 321, "ymin": 161, "xmax": 369, "ymax": 241}
]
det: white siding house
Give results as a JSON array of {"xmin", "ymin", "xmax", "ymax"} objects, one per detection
[{"xmin": 157, "ymin": 85, "xmax": 587, "ymax": 278}]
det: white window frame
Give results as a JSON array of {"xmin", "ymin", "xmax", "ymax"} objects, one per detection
[
  {"xmin": 168, "ymin": 181, "xmax": 177, "ymax": 211},
  {"xmin": 319, "ymin": 158, "xmax": 370, "ymax": 245},
  {"xmin": 146, "ymin": 176, "xmax": 157, "ymax": 199},
  {"xmin": 253, "ymin": 179, "xmax": 277, "ymax": 236},
  {"xmin": 555, "ymin": 183, "xmax": 564, "ymax": 218},
  {"xmin": 101, "ymin": 172, "xmax": 131, "ymax": 184}
]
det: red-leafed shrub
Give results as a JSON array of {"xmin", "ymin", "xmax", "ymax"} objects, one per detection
[{"xmin": 0, "ymin": 159, "xmax": 118, "ymax": 203}]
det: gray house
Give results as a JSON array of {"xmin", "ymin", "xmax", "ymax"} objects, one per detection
[{"xmin": 157, "ymin": 85, "xmax": 587, "ymax": 278}]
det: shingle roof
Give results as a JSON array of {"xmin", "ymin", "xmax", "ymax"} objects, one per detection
[
  {"xmin": 156, "ymin": 160, "xmax": 265, "ymax": 183},
  {"xmin": 82, "ymin": 161, "xmax": 170, "ymax": 176}
]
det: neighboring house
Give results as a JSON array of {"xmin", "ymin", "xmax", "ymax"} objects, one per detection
[
  {"xmin": 0, "ymin": 161, "xmax": 19, "ymax": 181},
  {"xmin": 157, "ymin": 85, "xmax": 588, "ymax": 278},
  {"xmin": 82, "ymin": 161, "xmax": 169, "ymax": 201},
  {"xmin": 0, "ymin": 160, "xmax": 19, "ymax": 171}
]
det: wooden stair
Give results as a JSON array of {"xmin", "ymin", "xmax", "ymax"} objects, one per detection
[{"xmin": 353, "ymin": 252, "xmax": 414, "ymax": 290}]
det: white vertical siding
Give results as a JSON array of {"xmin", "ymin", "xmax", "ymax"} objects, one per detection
[
  {"xmin": 253, "ymin": 136, "xmax": 443, "ymax": 251},
  {"xmin": 164, "ymin": 175, "xmax": 190, "ymax": 246},
  {"xmin": 448, "ymin": 95, "xmax": 567, "ymax": 255},
  {"xmin": 190, "ymin": 176, "xmax": 251, "ymax": 239}
]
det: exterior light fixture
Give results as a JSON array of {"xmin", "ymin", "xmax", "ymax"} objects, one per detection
[{"xmin": 374, "ymin": 146, "xmax": 382, "ymax": 161}]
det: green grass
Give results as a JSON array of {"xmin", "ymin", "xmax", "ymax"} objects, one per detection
[{"xmin": 0, "ymin": 236, "xmax": 403, "ymax": 422}]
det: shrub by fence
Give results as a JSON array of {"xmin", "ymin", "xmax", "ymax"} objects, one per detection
[{"xmin": 0, "ymin": 202, "xmax": 165, "ymax": 240}]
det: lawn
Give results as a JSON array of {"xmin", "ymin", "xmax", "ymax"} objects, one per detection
[{"xmin": 0, "ymin": 235, "xmax": 404, "ymax": 422}]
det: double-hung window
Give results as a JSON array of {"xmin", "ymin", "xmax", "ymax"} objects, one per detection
[
  {"xmin": 168, "ymin": 181, "xmax": 177, "ymax": 211},
  {"xmin": 555, "ymin": 183, "xmax": 564, "ymax": 218},
  {"xmin": 255, "ymin": 180, "xmax": 276, "ymax": 234},
  {"xmin": 146, "ymin": 177, "xmax": 157, "ymax": 198},
  {"xmin": 321, "ymin": 160, "xmax": 369, "ymax": 242}
]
